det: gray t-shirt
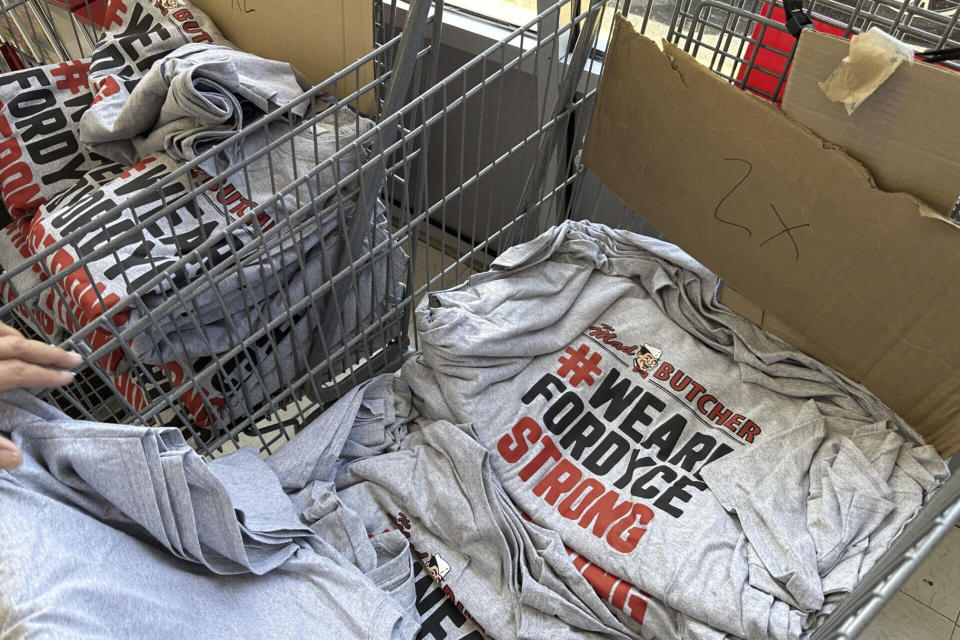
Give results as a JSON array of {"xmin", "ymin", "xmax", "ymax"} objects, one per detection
[
  {"xmin": 80, "ymin": 43, "xmax": 308, "ymax": 168},
  {"xmin": 402, "ymin": 220, "xmax": 948, "ymax": 640},
  {"xmin": 0, "ymin": 387, "xmax": 419, "ymax": 640},
  {"xmin": 338, "ymin": 418, "xmax": 639, "ymax": 640},
  {"xmin": 283, "ymin": 372, "xmax": 726, "ymax": 640}
]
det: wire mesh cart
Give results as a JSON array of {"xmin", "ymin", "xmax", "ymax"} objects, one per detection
[{"xmin": 0, "ymin": 0, "xmax": 959, "ymax": 638}]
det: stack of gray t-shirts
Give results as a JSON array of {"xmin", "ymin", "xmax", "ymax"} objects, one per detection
[
  {"xmin": 399, "ymin": 220, "xmax": 949, "ymax": 640},
  {"xmin": 0, "ymin": 0, "xmax": 228, "ymax": 220},
  {"xmin": 0, "ymin": 0, "xmax": 230, "ymax": 337},
  {"xmin": 0, "ymin": 0, "xmax": 407, "ymax": 430},
  {"xmin": 1, "ymin": 222, "xmax": 950, "ymax": 640},
  {"xmin": 0, "ymin": 375, "xmax": 666, "ymax": 639}
]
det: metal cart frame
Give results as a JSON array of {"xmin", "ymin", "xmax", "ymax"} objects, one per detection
[{"xmin": 0, "ymin": 0, "xmax": 958, "ymax": 637}]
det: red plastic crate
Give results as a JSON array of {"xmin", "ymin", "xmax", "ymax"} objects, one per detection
[{"xmin": 736, "ymin": 4, "xmax": 847, "ymax": 103}]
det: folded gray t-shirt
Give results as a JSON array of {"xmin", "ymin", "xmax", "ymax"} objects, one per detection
[{"xmin": 80, "ymin": 43, "xmax": 308, "ymax": 168}]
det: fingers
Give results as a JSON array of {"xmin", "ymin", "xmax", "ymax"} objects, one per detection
[
  {"xmin": 0, "ymin": 436, "xmax": 21, "ymax": 471},
  {"xmin": 0, "ymin": 324, "xmax": 76, "ymax": 472},
  {"xmin": 0, "ymin": 335, "xmax": 83, "ymax": 370},
  {"xmin": 0, "ymin": 322, "xmax": 23, "ymax": 339},
  {"xmin": 0, "ymin": 360, "xmax": 76, "ymax": 392}
]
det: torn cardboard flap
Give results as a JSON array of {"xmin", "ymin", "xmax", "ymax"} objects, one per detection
[
  {"xmin": 784, "ymin": 30, "xmax": 960, "ymax": 218},
  {"xmin": 191, "ymin": 0, "xmax": 376, "ymax": 114},
  {"xmin": 583, "ymin": 15, "xmax": 960, "ymax": 455}
]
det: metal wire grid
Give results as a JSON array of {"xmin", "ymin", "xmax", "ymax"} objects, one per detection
[
  {"xmin": 0, "ymin": 0, "xmax": 445, "ymax": 456},
  {"xmin": 0, "ymin": 0, "xmax": 427, "ymax": 453},
  {"xmin": 614, "ymin": 0, "xmax": 960, "ymax": 105},
  {"xmin": 0, "ymin": 0, "xmax": 613, "ymax": 458},
  {"xmin": 0, "ymin": 2, "xmax": 948, "ymax": 455},
  {"xmin": 0, "ymin": 0, "xmax": 100, "ymax": 65}
]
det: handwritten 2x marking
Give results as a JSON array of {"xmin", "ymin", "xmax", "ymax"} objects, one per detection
[
  {"xmin": 759, "ymin": 203, "xmax": 809, "ymax": 262},
  {"xmin": 713, "ymin": 157, "xmax": 811, "ymax": 261},
  {"xmin": 713, "ymin": 158, "xmax": 753, "ymax": 237}
]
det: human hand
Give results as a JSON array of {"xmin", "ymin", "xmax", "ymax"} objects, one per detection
[{"xmin": 0, "ymin": 322, "xmax": 83, "ymax": 470}]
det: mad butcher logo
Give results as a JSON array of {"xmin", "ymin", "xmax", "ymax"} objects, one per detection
[
  {"xmin": 632, "ymin": 344, "xmax": 662, "ymax": 377},
  {"xmin": 426, "ymin": 554, "xmax": 452, "ymax": 583},
  {"xmin": 587, "ymin": 323, "xmax": 662, "ymax": 377},
  {"xmin": 388, "ymin": 512, "xmax": 489, "ymax": 638},
  {"xmin": 586, "ymin": 323, "xmax": 761, "ymax": 443}
]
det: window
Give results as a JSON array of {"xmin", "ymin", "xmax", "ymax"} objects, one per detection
[
  {"xmin": 592, "ymin": 0, "xmax": 755, "ymax": 67},
  {"xmin": 445, "ymin": 0, "xmax": 539, "ymax": 27},
  {"xmin": 622, "ymin": 0, "xmax": 679, "ymax": 41}
]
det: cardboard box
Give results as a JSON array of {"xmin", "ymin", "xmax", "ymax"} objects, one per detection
[
  {"xmin": 583, "ymin": 15, "xmax": 960, "ymax": 456},
  {"xmin": 190, "ymin": 0, "xmax": 376, "ymax": 114},
  {"xmin": 783, "ymin": 30, "xmax": 960, "ymax": 217}
]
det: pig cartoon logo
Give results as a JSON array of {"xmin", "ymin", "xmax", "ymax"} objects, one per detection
[
  {"xmin": 426, "ymin": 554, "xmax": 451, "ymax": 583},
  {"xmin": 633, "ymin": 344, "xmax": 662, "ymax": 378}
]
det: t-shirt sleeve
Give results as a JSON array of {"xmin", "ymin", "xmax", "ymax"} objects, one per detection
[{"xmin": 699, "ymin": 400, "xmax": 829, "ymax": 612}]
